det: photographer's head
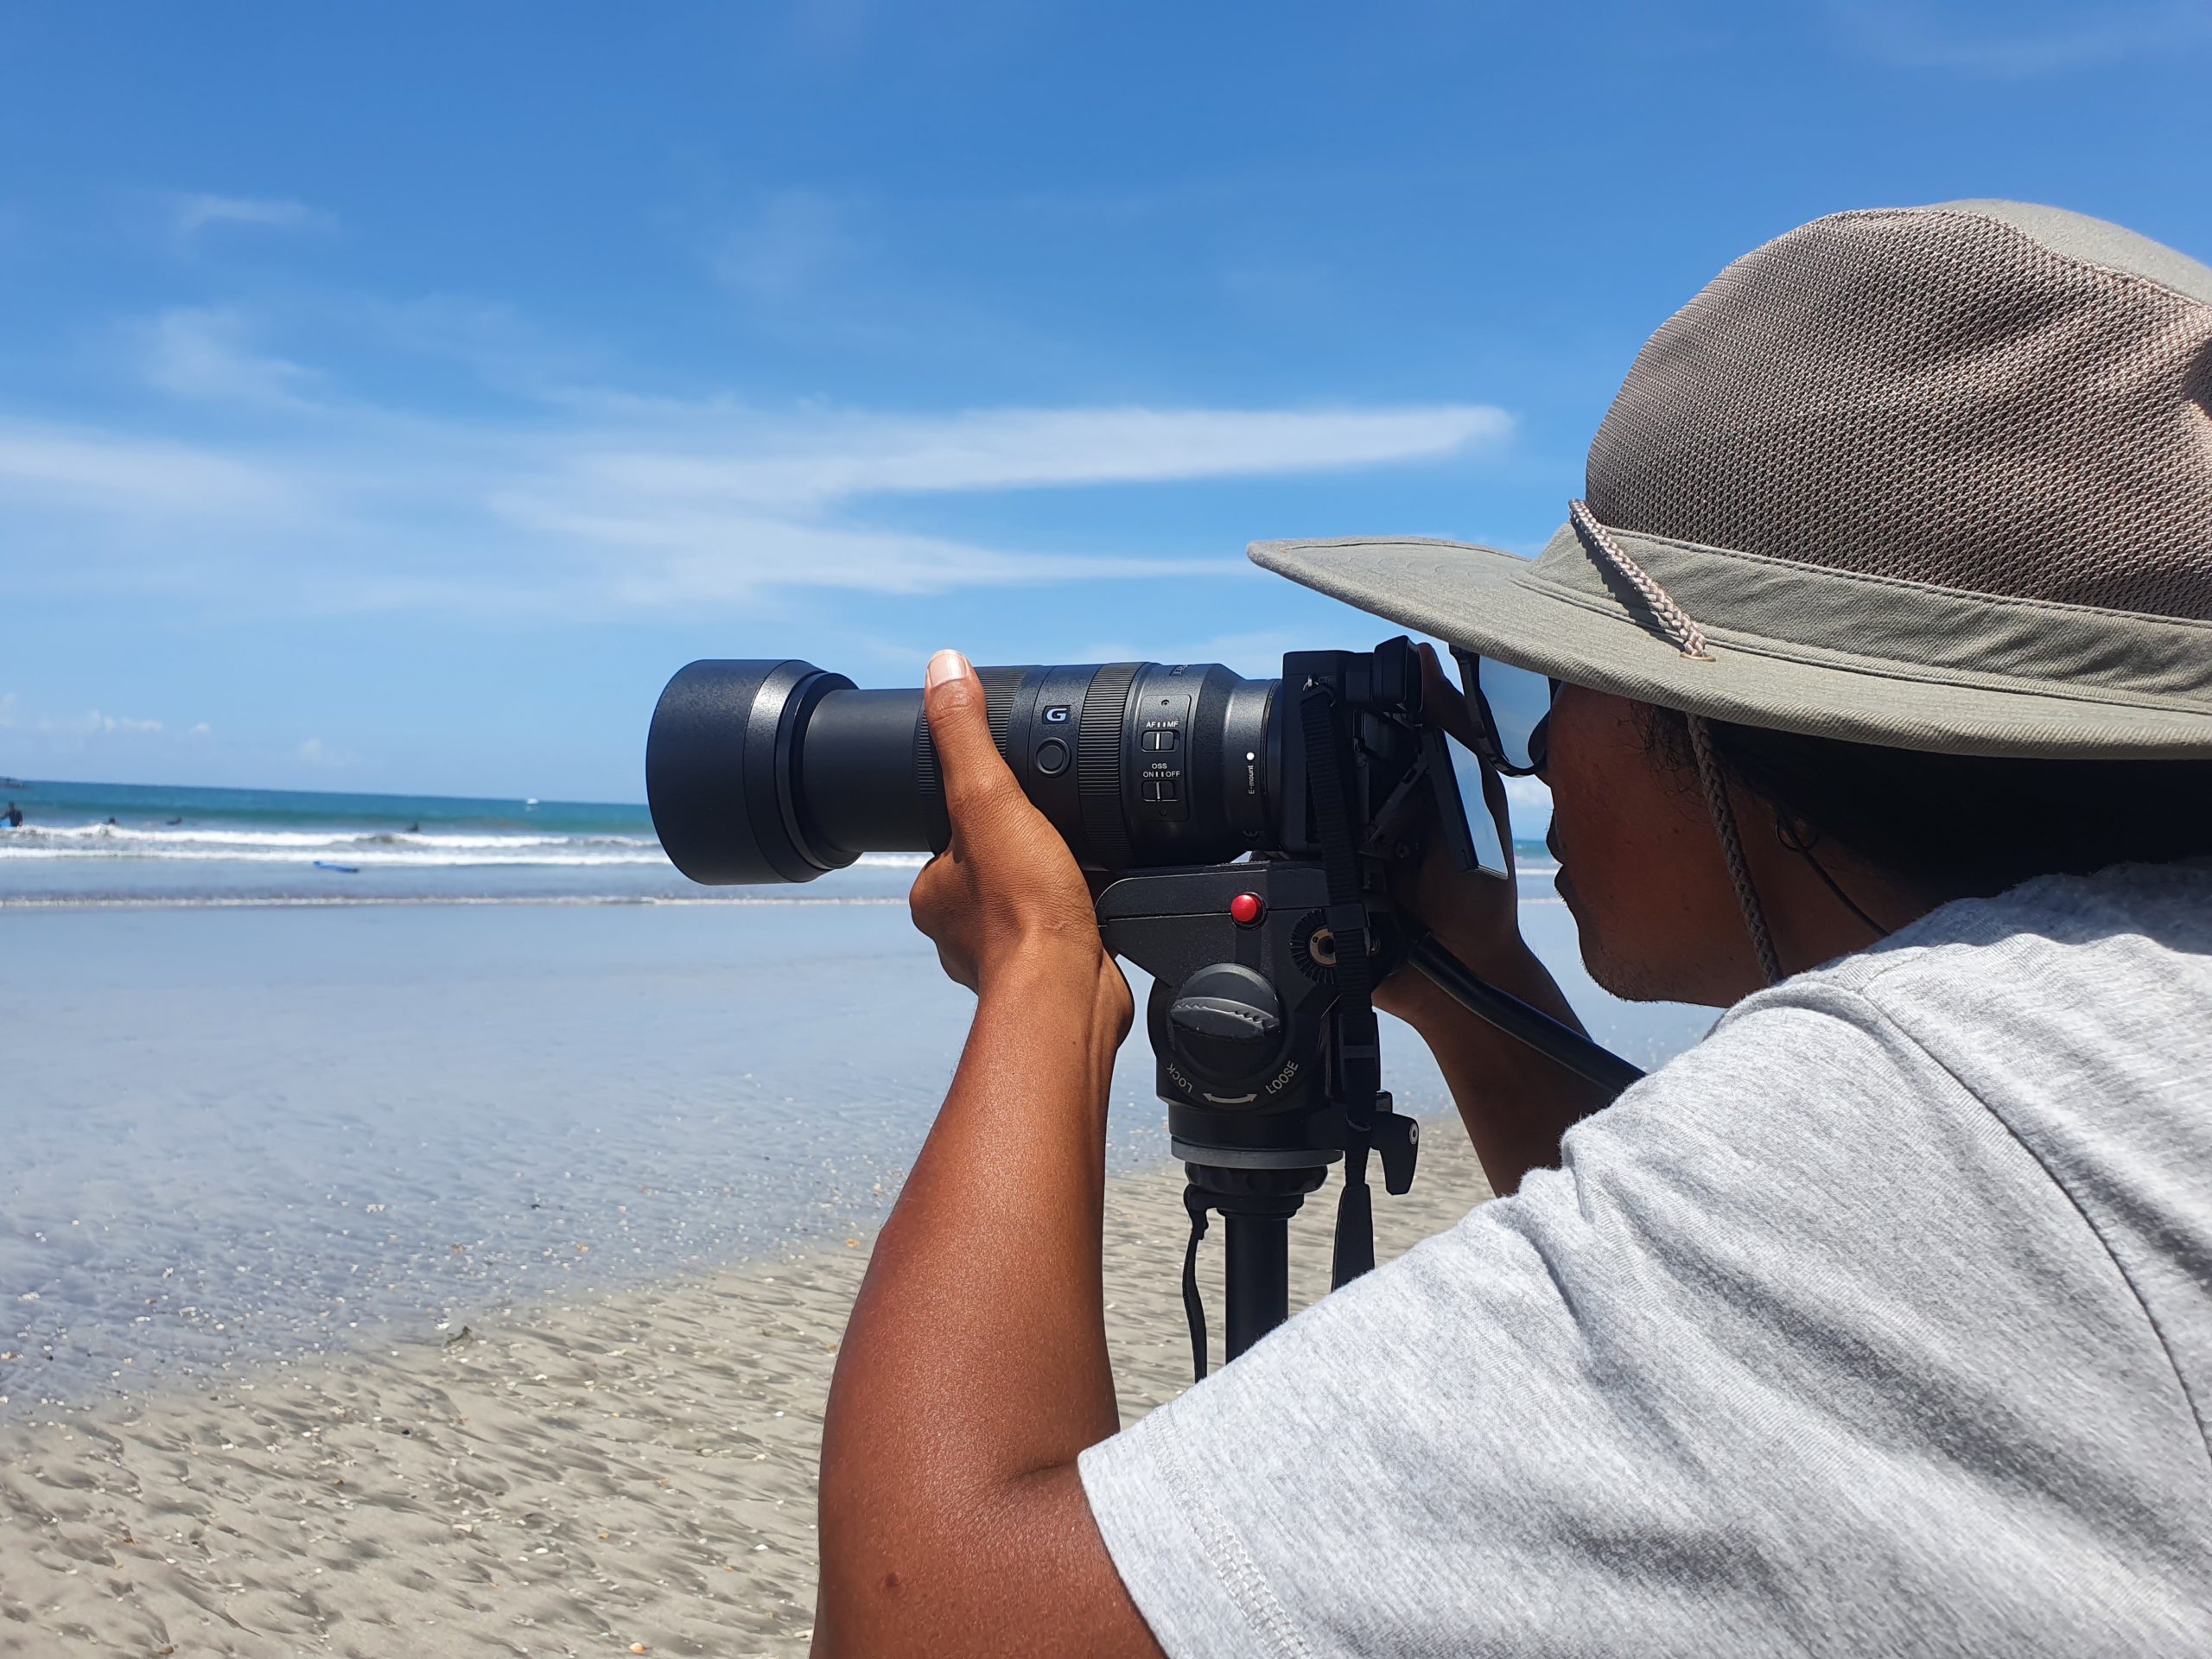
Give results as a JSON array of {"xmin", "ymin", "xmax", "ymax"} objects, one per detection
[
  {"xmin": 1538, "ymin": 687, "xmax": 2212, "ymax": 1005},
  {"xmin": 1258, "ymin": 200, "xmax": 2212, "ymax": 1003}
]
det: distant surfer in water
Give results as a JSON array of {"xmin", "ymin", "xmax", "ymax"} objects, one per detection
[{"xmin": 3, "ymin": 802, "xmax": 21, "ymax": 828}]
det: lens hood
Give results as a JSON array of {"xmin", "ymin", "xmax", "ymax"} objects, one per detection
[{"xmin": 646, "ymin": 659, "xmax": 855, "ymax": 883}]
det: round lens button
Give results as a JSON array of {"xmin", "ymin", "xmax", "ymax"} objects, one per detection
[{"xmin": 1034, "ymin": 737, "xmax": 1071, "ymax": 777}]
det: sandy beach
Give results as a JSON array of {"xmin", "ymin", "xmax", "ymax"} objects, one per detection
[{"xmin": 0, "ymin": 1124, "xmax": 1491, "ymax": 1657}]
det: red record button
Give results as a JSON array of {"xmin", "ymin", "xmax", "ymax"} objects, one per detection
[{"xmin": 1229, "ymin": 892, "xmax": 1265, "ymax": 926}]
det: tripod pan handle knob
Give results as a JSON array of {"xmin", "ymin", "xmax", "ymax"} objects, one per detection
[{"xmin": 1166, "ymin": 963, "xmax": 1284, "ymax": 1084}]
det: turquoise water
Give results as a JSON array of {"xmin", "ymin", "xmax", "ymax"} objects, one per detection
[
  {"xmin": 0, "ymin": 775, "xmax": 1554, "ymax": 905},
  {"xmin": 0, "ymin": 777, "xmax": 682, "ymax": 904},
  {"xmin": 0, "ymin": 775, "xmax": 888, "ymax": 905},
  {"xmin": 0, "ymin": 777, "xmax": 655, "ymax": 840}
]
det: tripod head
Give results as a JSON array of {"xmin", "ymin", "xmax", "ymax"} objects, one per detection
[
  {"xmin": 1097, "ymin": 858, "xmax": 1421, "ymax": 1372},
  {"xmin": 1097, "ymin": 861, "xmax": 1421, "ymax": 1181},
  {"xmin": 1095, "ymin": 644, "xmax": 1434, "ymax": 1374},
  {"xmin": 1097, "ymin": 645, "xmax": 1641, "ymax": 1376}
]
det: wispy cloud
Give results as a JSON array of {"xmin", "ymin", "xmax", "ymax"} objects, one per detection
[
  {"xmin": 141, "ymin": 308, "xmax": 318, "ymax": 407},
  {"xmin": 54, "ymin": 710, "xmax": 165, "ymax": 736},
  {"xmin": 714, "ymin": 189, "xmax": 858, "ymax": 300},
  {"xmin": 0, "ymin": 324, "xmax": 1514, "ymax": 616},
  {"xmin": 1835, "ymin": 1, "xmax": 2212, "ymax": 75},
  {"xmin": 0, "ymin": 695, "xmax": 168, "ymax": 738},
  {"xmin": 170, "ymin": 193, "xmax": 336, "ymax": 239},
  {"xmin": 0, "ymin": 423, "xmax": 298, "ymax": 516},
  {"xmin": 571, "ymin": 405, "xmax": 1510, "ymax": 510}
]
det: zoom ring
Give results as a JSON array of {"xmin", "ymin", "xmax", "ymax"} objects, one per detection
[{"xmin": 913, "ymin": 671, "xmax": 1022, "ymax": 848}]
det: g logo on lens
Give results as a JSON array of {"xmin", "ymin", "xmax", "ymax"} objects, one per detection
[{"xmin": 1042, "ymin": 705, "xmax": 1071, "ymax": 723}]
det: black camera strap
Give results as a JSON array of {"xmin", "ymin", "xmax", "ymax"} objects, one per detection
[
  {"xmin": 1180, "ymin": 1184, "xmax": 1214, "ymax": 1378},
  {"xmin": 1298, "ymin": 680, "xmax": 1382, "ymax": 1291}
]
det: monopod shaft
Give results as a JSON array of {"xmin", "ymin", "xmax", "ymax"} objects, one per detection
[{"xmin": 1223, "ymin": 1211, "xmax": 1290, "ymax": 1359}]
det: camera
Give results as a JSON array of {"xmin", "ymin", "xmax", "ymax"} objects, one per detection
[{"xmin": 645, "ymin": 639, "xmax": 1447, "ymax": 887}]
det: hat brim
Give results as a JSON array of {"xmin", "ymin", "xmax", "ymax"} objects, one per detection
[{"xmin": 1249, "ymin": 527, "xmax": 2212, "ymax": 760}]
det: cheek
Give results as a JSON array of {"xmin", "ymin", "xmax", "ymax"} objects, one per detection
[
  {"xmin": 1542, "ymin": 695, "xmax": 1632, "ymax": 868},
  {"xmin": 1543, "ymin": 695, "xmax": 1696, "ymax": 932}
]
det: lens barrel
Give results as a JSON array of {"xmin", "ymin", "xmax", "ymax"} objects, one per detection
[{"xmin": 646, "ymin": 659, "xmax": 1279, "ymax": 883}]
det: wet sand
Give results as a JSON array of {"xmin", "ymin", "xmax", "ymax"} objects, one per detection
[{"xmin": 0, "ymin": 1125, "xmax": 1492, "ymax": 1657}]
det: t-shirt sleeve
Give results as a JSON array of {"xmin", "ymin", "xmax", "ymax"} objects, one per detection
[{"xmin": 1077, "ymin": 983, "xmax": 2205, "ymax": 1657}]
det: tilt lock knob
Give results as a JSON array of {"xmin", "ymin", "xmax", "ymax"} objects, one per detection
[{"xmin": 1166, "ymin": 963, "xmax": 1284, "ymax": 1083}]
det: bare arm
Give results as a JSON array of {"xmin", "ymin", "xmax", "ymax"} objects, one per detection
[{"xmin": 812, "ymin": 652, "xmax": 1166, "ymax": 1659}]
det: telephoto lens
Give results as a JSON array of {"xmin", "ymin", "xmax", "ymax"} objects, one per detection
[{"xmin": 646, "ymin": 660, "xmax": 1281, "ymax": 883}]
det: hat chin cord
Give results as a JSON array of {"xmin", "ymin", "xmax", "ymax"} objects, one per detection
[
  {"xmin": 1686, "ymin": 713, "xmax": 1784, "ymax": 988},
  {"xmin": 1568, "ymin": 500, "xmax": 1783, "ymax": 987}
]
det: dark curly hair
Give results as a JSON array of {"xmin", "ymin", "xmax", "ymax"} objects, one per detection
[{"xmin": 1640, "ymin": 708, "xmax": 2212, "ymax": 905}]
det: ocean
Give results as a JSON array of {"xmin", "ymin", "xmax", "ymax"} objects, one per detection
[
  {"xmin": 0, "ymin": 777, "xmax": 1702, "ymax": 1419},
  {"xmin": 0, "ymin": 776, "xmax": 922, "ymax": 906},
  {"xmin": 0, "ymin": 773, "xmax": 1568, "ymax": 906}
]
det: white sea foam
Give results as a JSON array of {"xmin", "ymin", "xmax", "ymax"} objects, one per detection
[
  {"xmin": 0, "ymin": 893, "xmax": 913, "ymax": 909},
  {"xmin": 8, "ymin": 822, "xmax": 653, "ymax": 851},
  {"xmin": 0, "ymin": 818, "xmax": 933, "ymax": 874},
  {"xmin": 0, "ymin": 845, "xmax": 666, "ymax": 866}
]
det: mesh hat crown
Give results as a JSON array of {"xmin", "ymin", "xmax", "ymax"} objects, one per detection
[
  {"xmin": 1250, "ymin": 200, "xmax": 2212, "ymax": 758},
  {"xmin": 1588, "ymin": 201, "xmax": 2212, "ymax": 621}
]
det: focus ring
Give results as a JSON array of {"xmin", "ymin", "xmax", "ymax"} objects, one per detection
[{"xmin": 1077, "ymin": 664, "xmax": 1140, "ymax": 870}]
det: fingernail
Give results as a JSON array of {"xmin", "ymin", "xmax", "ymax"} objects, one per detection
[{"xmin": 925, "ymin": 650, "xmax": 969, "ymax": 690}]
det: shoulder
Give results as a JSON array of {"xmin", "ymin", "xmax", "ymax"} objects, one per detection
[
  {"xmin": 1765, "ymin": 857, "xmax": 2212, "ymax": 1027},
  {"xmin": 1663, "ymin": 859, "xmax": 2212, "ymax": 1130}
]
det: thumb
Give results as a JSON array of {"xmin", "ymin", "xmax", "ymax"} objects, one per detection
[{"xmin": 924, "ymin": 649, "xmax": 1015, "ymax": 814}]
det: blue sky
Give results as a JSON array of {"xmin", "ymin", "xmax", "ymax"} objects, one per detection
[{"xmin": 2, "ymin": 2, "xmax": 2208, "ymax": 801}]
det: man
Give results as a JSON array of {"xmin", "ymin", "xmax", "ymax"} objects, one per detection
[{"xmin": 811, "ymin": 201, "xmax": 2212, "ymax": 1655}]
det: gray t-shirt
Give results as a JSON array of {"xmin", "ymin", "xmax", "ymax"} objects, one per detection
[{"xmin": 1080, "ymin": 861, "xmax": 2212, "ymax": 1656}]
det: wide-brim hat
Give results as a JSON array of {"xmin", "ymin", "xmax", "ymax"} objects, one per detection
[{"xmin": 1252, "ymin": 200, "xmax": 2212, "ymax": 759}]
